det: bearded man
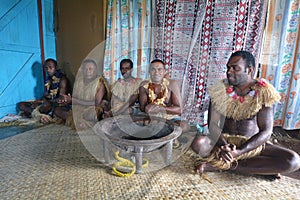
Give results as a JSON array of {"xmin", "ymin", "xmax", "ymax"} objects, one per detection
[{"xmin": 191, "ymin": 51, "xmax": 300, "ymax": 179}]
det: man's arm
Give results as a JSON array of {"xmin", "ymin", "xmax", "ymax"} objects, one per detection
[
  {"xmin": 208, "ymin": 102, "xmax": 227, "ymax": 146},
  {"xmin": 220, "ymin": 105, "xmax": 274, "ymax": 162},
  {"xmin": 237, "ymin": 105, "xmax": 273, "ymax": 155},
  {"xmin": 58, "ymin": 76, "xmax": 70, "ymax": 96},
  {"xmin": 113, "ymin": 94, "xmax": 139, "ymax": 115},
  {"xmin": 163, "ymin": 79, "xmax": 182, "ymax": 115},
  {"xmin": 208, "ymin": 101, "xmax": 240, "ymax": 162},
  {"xmin": 94, "ymin": 80, "xmax": 106, "ymax": 106},
  {"xmin": 55, "ymin": 76, "xmax": 71, "ymax": 105},
  {"xmin": 139, "ymin": 81, "xmax": 149, "ymax": 112}
]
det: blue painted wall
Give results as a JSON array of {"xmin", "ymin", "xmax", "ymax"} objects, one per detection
[
  {"xmin": 42, "ymin": 0, "xmax": 56, "ymax": 59},
  {"xmin": 0, "ymin": 0, "xmax": 56, "ymax": 118}
]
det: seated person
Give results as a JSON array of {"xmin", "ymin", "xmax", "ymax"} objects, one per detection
[
  {"xmin": 55, "ymin": 59, "xmax": 111, "ymax": 129},
  {"xmin": 104, "ymin": 59, "xmax": 142, "ymax": 117},
  {"xmin": 18, "ymin": 58, "xmax": 71, "ymax": 123},
  {"xmin": 139, "ymin": 59, "xmax": 189, "ymax": 133},
  {"xmin": 191, "ymin": 51, "xmax": 300, "ymax": 178}
]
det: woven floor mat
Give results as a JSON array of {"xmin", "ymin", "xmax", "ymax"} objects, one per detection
[{"xmin": 1, "ymin": 124, "xmax": 299, "ymax": 200}]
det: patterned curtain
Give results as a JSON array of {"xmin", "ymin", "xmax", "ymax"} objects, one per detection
[
  {"xmin": 152, "ymin": 0, "xmax": 207, "ymax": 81},
  {"xmin": 259, "ymin": 0, "xmax": 300, "ymax": 130},
  {"xmin": 103, "ymin": 0, "xmax": 152, "ymax": 84},
  {"xmin": 153, "ymin": 0, "xmax": 267, "ymax": 124},
  {"xmin": 103, "ymin": 0, "xmax": 268, "ymax": 125},
  {"xmin": 152, "ymin": 0, "xmax": 207, "ymax": 123}
]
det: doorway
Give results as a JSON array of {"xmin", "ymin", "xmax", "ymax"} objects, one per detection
[{"xmin": 54, "ymin": 0, "xmax": 107, "ymax": 86}]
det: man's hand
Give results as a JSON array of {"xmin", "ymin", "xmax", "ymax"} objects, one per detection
[
  {"xmin": 217, "ymin": 144, "xmax": 241, "ymax": 163},
  {"xmin": 145, "ymin": 104, "xmax": 163, "ymax": 113},
  {"xmin": 57, "ymin": 94, "xmax": 71, "ymax": 104},
  {"xmin": 103, "ymin": 110, "xmax": 113, "ymax": 118}
]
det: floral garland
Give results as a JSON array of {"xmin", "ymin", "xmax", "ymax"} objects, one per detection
[
  {"xmin": 209, "ymin": 79, "xmax": 281, "ymax": 120},
  {"xmin": 144, "ymin": 78, "xmax": 169, "ymax": 106},
  {"xmin": 225, "ymin": 79, "xmax": 267, "ymax": 103}
]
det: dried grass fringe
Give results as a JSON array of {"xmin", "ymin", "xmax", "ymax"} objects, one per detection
[
  {"xmin": 187, "ymin": 134, "xmax": 265, "ymax": 170},
  {"xmin": 209, "ymin": 79, "xmax": 281, "ymax": 120}
]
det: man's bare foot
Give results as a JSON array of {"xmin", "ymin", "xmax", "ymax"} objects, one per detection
[
  {"xmin": 264, "ymin": 173, "xmax": 281, "ymax": 181},
  {"xmin": 274, "ymin": 173, "xmax": 281, "ymax": 179},
  {"xmin": 195, "ymin": 162, "xmax": 206, "ymax": 174},
  {"xmin": 195, "ymin": 162, "xmax": 218, "ymax": 174}
]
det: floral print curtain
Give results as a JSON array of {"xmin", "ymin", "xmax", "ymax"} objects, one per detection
[
  {"xmin": 260, "ymin": 0, "xmax": 300, "ymax": 130},
  {"xmin": 103, "ymin": 0, "xmax": 152, "ymax": 84}
]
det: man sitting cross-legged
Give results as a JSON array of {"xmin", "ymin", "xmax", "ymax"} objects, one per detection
[
  {"xmin": 191, "ymin": 51, "xmax": 300, "ymax": 179},
  {"xmin": 18, "ymin": 58, "xmax": 72, "ymax": 124},
  {"xmin": 55, "ymin": 59, "xmax": 111, "ymax": 129}
]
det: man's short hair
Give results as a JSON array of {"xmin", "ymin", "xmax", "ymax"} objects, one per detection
[
  {"xmin": 150, "ymin": 59, "xmax": 165, "ymax": 66},
  {"xmin": 82, "ymin": 59, "xmax": 97, "ymax": 69},
  {"xmin": 230, "ymin": 50, "xmax": 255, "ymax": 71},
  {"xmin": 44, "ymin": 58, "xmax": 58, "ymax": 68},
  {"xmin": 120, "ymin": 59, "xmax": 133, "ymax": 69}
]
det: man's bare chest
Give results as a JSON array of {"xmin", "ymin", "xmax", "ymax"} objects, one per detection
[{"xmin": 223, "ymin": 117, "xmax": 259, "ymax": 137}]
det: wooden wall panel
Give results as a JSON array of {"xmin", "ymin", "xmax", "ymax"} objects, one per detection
[{"xmin": 0, "ymin": 0, "xmax": 44, "ymax": 117}]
